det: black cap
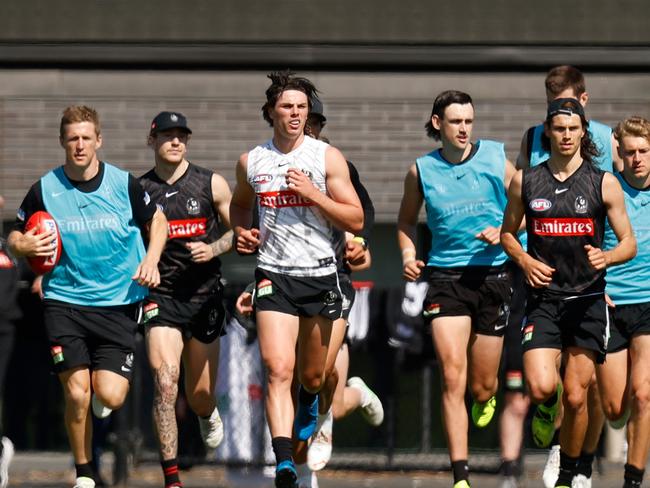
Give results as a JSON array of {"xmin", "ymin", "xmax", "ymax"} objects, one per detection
[
  {"xmin": 150, "ymin": 111, "xmax": 192, "ymax": 134},
  {"xmin": 310, "ymin": 97, "xmax": 327, "ymax": 122},
  {"xmin": 546, "ymin": 98, "xmax": 586, "ymax": 120}
]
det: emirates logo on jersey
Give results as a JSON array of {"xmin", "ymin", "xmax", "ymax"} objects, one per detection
[
  {"xmin": 258, "ymin": 190, "xmax": 313, "ymax": 208},
  {"xmin": 168, "ymin": 218, "xmax": 207, "ymax": 239},
  {"xmin": 532, "ymin": 218, "xmax": 594, "ymax": 236}
]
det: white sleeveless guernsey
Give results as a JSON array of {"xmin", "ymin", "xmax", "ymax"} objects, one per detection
[{"xmin": 247, "ymin": 136, "xmax": 337, "ymax": 277}]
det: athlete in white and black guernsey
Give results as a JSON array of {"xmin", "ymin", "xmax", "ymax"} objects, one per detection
[
  {"xmin": 8, "ymin": 106, "xmax": 167, "ymax": 488},
  {"xmin": 398, "ymin": 90, "xmax": 516, "ymax": 488},
  {"xmin": 230, "ymin": 71, "xmax": 363, "ymax": 488},
  {"xmin": 595, "ymin": 117, "xmax": 650, "ymax": 488},
  {"xmin": 139, "ymin": 112, "xmax": 233, "ymax": 488},
  {"xmin": 501, "ymin": 98, "xmax": 636, "ymax": 488}
]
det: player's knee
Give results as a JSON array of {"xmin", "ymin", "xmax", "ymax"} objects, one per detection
[
  {"xmin": 470, "ymin": 377, "xmax": 498, "ymax": 402},
  {"xmin": 601, "ymin": 399, "xmax": 625, "ymax": 421},
  {"xmin": 563, "ymin": 386, "xmax": 587, "ymax": 412},
  {"xmin": 299, "ymin": 370, "xmax": 325, "ymax": 393},
  {"xmin": 527, "ymin": 380, "xmax": 556, "ymax": 404},
  {"xmin": 65, "ymin": 382, "xmax": 91, "ymax": 409},
  {"xmin": 440, "ymin": 365, "xmax": 466, "ymax": 395},
  {"xmin": 506, "ymin": 392, "xmax": 531, "ymax": 416},
  {"xmin": 187, "ymin": 390, "xmax": 214, "ymax": 417},
  {"xmin": 265, "ymin": 358, "xmax": 293, "ymax": 385},
  {"xmin": 153, "ymin": 365, "xmax": 180, "ymax": 402},
  {"xmin": 631, "ymin": 382, "xmax": 650, "ymax": 413},
  {"xmin": 96, "ymin": 383, "xmax": 130, "ymax": 410}
]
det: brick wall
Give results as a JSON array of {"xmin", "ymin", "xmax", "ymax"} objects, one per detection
[{"xmin": 1, "ymin": 70, "xmax": 649, "ymax": 223}]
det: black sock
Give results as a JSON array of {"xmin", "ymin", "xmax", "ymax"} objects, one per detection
[
  {"xmin": 451, "ymin": 460, "xmax": 469, "ymax": 484},
  {"xmin": 161, "ymin": 458, "xmax": 181, "ymax": 487},
  {"xmin": 500, "ymin": 459, "xmax": 519, "ymax": 477},
  {"xmin": 75, "ymin": 462, "xmax": 95, "ymax": 480},
  {"xmin": 555, "ymin": 451, "xmax": 578, "ymax": 486},
  {"xmin": 576, "ymin": 450, "xmax": 595, "ymax": 478},
  {"xmin": 551, "ymin": 429, "xmax": 560, "ymax": 446},
  {"xmin": 298, "ymin": 385, "xmax": 317, "ymax": 406},
  {"xmin": 624, "ymin": 463, "xmax": 644, "ymax": 486},
  {"xmin": 272, "ymin": 436, "xmax": 293, "ymax": 465}
]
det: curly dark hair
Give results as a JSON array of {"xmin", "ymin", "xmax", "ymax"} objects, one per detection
[
  {"xmin": 424, "ymin": 90, "xmax": 473, "ymax": 140},
  {"xmin": 262, "ymin": 70, "xmax": 318, "ymax": 127}
]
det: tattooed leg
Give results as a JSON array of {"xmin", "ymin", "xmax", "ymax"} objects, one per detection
[{"xmin": 153, "ymin": 362, "xmax": 180, "ymax": 460}]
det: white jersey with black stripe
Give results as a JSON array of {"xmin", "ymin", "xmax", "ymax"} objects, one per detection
[{"xmin": 247, "ymin": 136, "xmax": 337, "ymax": 277}]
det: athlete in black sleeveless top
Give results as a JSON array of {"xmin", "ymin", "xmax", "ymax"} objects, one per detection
[
  {"xmin": 139, "ymin": 112, "xmax": 233, "ymax": 488},
  {"xmin": 501, "ymin": 99, "xmax": 636, "ymax": 488}
]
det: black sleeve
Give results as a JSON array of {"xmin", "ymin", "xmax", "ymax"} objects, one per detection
[
  {"xmin": 128, "ymin": 174, "xmax": 157, "ymax": 230},
  {"xmin": 347, "ymin": 161, "xmax": 375, "ymax": 241},
  {"xmin": 12, "ymin": 181, "xmax": 45, "ymax": 232}
]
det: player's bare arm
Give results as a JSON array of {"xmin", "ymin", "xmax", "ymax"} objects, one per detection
[
  {"xmin": 587, "ymin": 172, "xmax": 636, "ymax": 270},
  {"xmin": 287, "ymin": 145, "xmax": 363, "ymax": 234},
  {"xmin": 397, "ymin": 164, "xmax": 425, "ymax": 282},
  {"xmin": 230, "ymin": 153, "xmax": 261, "ymax": 254},
  {"xmin": 133, "ymin": 208, "xmax": 167, "ymax": 288},
  {"xmin": 500, "ymin": 170, "xmax": 554, "ymax": 288},
  {"xmin": 186, "ymin": 173, "xmax": 234, "ymax": 263}
]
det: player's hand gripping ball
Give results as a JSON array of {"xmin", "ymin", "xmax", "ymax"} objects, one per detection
[{"xmin": 25, "ymin": 211, "xmax": 62, "ymax": 274}]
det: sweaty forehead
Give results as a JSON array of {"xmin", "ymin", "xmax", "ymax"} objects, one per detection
[
  {"xmin": 276, "ymin": 89, "xmax": 308, "ymax": 105},
  {"xmin": 443, "ymin": 103, "xmax": 474, "ymax": 119}
]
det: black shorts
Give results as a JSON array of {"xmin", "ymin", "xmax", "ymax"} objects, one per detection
[
  {"xmin": 422, "ymin": 264, "xmax": 512, "ymax": 337},
  {"xmin": 607, "ymin": 301, "xmax": 650, "ymax": 353},
  {"xmin": 502, "ymin": 266, "xmax": 527, "ymax": 392},
  {"xmin": 340, "ymin": 275, "xmax": 356, "ymax": 321},
  {"xmin": 522, "ymin": 291, "xmax": 609, "ymax": 363},
  {"xmin": 254, "ymin": 268, "xmax": 343, "ymax": 320},
  {"xmin": 142, "ymin": 286, "xmax": 226, "ymax": 344},
  {"xmin": 43, "ymin": 299, "xmax": 139, "ymax": 380}
]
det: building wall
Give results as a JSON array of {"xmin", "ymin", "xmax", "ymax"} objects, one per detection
[{"xmin": 2, "ymin": 70, "xmax": 649, "ymax": 224}]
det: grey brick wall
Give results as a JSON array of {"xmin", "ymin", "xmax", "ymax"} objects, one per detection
[{"xmin": 1, "ymin": 70, "xmax": 649, "ymax": 223}]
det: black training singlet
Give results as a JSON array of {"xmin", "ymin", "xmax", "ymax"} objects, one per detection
[
  {"xmin": 522, "ymin": 160, "xmax": 606, "ymax": 295},
  {"xmin": 140, "ymin": 162, "xmax": 222, "ymax": 301}
]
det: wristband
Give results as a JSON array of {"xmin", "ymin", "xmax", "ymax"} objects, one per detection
[
  {"xmin": 351, "ymin": 236, "xmax": 368, "ymax": 250},
  {"xmin": 402, "ymin": 247, "xmax": 417, "ymax": 265}
]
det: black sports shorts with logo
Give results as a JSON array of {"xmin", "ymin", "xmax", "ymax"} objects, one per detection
[
  {"xmin": 43, "ymin": 299, "xmax": 139, "ymax": 380},
  {"xmin": 142, "ymin": 284, "xmax": 226, "ymax": 344},
  {"xmin": 522, "ymin": 290, "xmax": 608, "ymax": 363},
  {"xmin": 254, "ymin": 268, "xmax": 343, "ymax": 320},
  {"xmin": 607, "ymin": 301, "xmax": 650, "ymax": 354},
  {"xmin": 422, "ymin": 264, "xmax": 512, "ymax": 337}
]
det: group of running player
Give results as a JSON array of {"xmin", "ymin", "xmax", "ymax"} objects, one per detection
[{"xmin": 3, "ymin": 65, "xmax": 650, "ymax": 488}]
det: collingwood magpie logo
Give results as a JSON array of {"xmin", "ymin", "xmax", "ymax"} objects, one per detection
[
  {"xmin": 186, "ymin": 197, "xmax": 200, "ymax": 215},
  {"xmin": 574, "ymin": 195, "xmax": 588, "ymax": 214}
]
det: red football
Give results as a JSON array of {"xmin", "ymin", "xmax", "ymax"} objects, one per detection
[{"xmin": 25, "ymin": 211, "xmax": 62, "ymax": 275}]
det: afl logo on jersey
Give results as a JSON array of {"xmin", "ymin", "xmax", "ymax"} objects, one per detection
[
  {"xmin": 252, "ymin": 174, "xmax": 273, "ymax": 184},
  {"xmin": 186, "ymin": 197, "xmax": 200, "ymax": 215},
  {"xmin": 575, "ymin": 196, "xmax": 588, "ymax": 214},
  {"xmin": 530, "ymin": 199, "xmax": 552, "ymax": 211}
]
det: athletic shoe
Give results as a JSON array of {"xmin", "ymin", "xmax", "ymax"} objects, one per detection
[
  {"xmin": 296, "ymin": 463, "xmax": 319, "ymax": 488},
  {"xmin": 471, "ymin": 395, "xmax": 496, "ymax": 428},
  {"xmin": 0, "ymin": 437, "xmax": 13, "ymax": 488},
  {"xmin": 347, "ymin": 377, "xmax": 384, "ymax": 426},
  {"xmin": 73, "ymin": 477, "xmax": 96, "ymax": 488},
  {"xmin": 623, "ymin": 480, "xmax": 642, "ymax": 488},
  {"xmin": 499, "ymin": 476, "xmax": 520, "ymax": 488},
  {"xmin": 275, "ymin": 460, "xmax": 298, "ymax": 488},
  {"xmin": 609, "ymin": 407, "xmax": 631, "ymax": 430},
  {"xmin": 542, "ymin": 445, "xmax": 561, "ymax": 488},
  {"xmin": 198, "ymin": 406, "xmax": 224, "ymax": 449},
  {"xmin": 294, "ymin": 389, "xmax": 319, "ymax": 441},
  {"xmin": 572, "ymin": 474, "xmax": 592, "ymax": 488},
  {"xmin": 453, "ymin": 481, "xmax": 471, "ymax": 488},
  {"xmin": 533, "ymin": 384, "xmax": 562, "ymax": 448},
  {"xmin": 91, "ymin": 394, "xmax": 112, "ymax": 419},
  {"xmin": 307, "ymin": 409, "xmax": 333, "ymax": 471}
]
